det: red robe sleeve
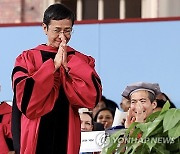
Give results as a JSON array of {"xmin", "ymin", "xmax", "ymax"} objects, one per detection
[
  {"xmin": 12, "ymin": 51, "xmax": 61, "ymax": 119},
  {"xmin": 0, "ymin": 102, "xmax": 13, "ymax": 153},
  {"xmin": 61, "ymin": 52, "xmax": 102, "ymax": 109},
  {"xmin": 0, "ymin": 124, "xmax": 10, "ymax": 153}
]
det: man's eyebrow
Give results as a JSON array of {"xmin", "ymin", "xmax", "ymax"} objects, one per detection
[
  {"xmin": 54, "ymin": 27, "xmax": 71, "ymax": 29},
  {"xmin": 131, "ymin": 98, "xmax": 146, "ymax": 101},
  {"xmin": 139, "ymin": 98, "xmax": 147, "ymax": 101},
  {"xmin": 131, "ymin": 99, "xmax": 137, "ymax": 102}
]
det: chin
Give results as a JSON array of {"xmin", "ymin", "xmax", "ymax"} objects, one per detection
[{"xmin": 55, "ymin": 42, "xmax": 61, "ymax": 47}]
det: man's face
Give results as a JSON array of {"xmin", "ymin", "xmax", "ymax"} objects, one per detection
[
  {"xmin": 130, "ymin": 90, "xmax": 157, "ymax": 121},
  {"xmin": 42, "ymin": 19, "xmax": 72, "ymax": 48}
]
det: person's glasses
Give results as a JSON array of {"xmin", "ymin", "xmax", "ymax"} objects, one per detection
[{"xmin": 51, "ymin": 28, "xmax": 73, "ymax": 36}]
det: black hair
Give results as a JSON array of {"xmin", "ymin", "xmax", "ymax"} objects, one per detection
[
  {"xmin": 156, "ymin": 99, "xmax": 166, "ymax": 108},
  {"xmin": 148, "ymin": 91, "xmax": 156, "ymax": 103},
  {"xmin": 101, "ymin": 95, "xmax": 108, "ymax": 106},
  {"xmin": 43, "ymin": 3, "xmax": 75, "ymax": 27},
  {"xmin": 161, "ymin": 93, "xmax": 176, "ymax": 108},
  {"xmin": 93, "ymin": 107, "xmax": 115, "ymax": 122},
  {"xmin": 156, "ymin": 92, "xmax": 176, "ymax": 108},
  {"xmin": 100, "ymin": 95, "xmax": 118, "ymax": 111},
  {"xmin": 106, "ymin": 99, "xmax": 119, "ymax": 109}
]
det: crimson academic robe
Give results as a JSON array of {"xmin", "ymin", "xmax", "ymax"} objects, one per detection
[
  {"xmin": 0, "ymin": 101, "xmax": 13, "ymax": 153},
  {"xmin": 11, "ymin": 44, "xmax": 102, "ymax": 154}
]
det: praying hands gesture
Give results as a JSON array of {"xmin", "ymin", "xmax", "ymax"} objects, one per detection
[
  {"xmin": 125, "ymin": 103, "xmax": 147, "ymax": 128},
  {"xmin": 54, "ymin": 35, "xmax": 68, "ymax": 72}
]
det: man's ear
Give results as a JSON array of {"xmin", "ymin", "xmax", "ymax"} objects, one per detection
[
  {"xmin": 152, "ymin": 101, "xmax": 157, "ymax": 109},
  {"xmin": 42, "ymin": 23, "xmax": 48, "ymax": 35}
]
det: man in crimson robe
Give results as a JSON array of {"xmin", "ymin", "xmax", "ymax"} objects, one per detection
[{"xmin": 11, "ymin": 3, "xmax": 102, "ymax": 154}]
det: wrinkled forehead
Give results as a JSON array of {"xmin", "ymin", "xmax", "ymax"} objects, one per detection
[{"xmin": 130, "ymin": 90, "xmax": 150, "ymax": 100}]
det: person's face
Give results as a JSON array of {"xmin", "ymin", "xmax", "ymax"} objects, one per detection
[
  {"xmin": 80, "ymin": 113, "xmax": 93, "ymax": 132},
  {"xmin": 96, "ymin": 110, "xmax": 113, "ymax": 129},
  {"xmin": 120, "ymin": 97, "xmax": 130, "ymax": 112},
  {"xmin": 42, "ymin": 19, "xmax": 72, "ymax": 48},
  {"xmin": 130, "ymin": 90, "xmax": 157, "ymax": 119},
  {"xmin": 92, "ymin": 101, "xmax": 106, "ymax": 117}
]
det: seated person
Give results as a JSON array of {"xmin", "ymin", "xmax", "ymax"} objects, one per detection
[
  {"xmin": 92, "ymin": 96, "xmax": 107, "ymax": 118},
  {"xmin": 79, "ymin": 110, "xmax": 93, "ymax": 132},
  {"xmin": 155, "ymin": 92, "xmax": 176, "ymax": 111},
  {"xmin": 121, "ymin": 82, "xmax": 161, "ymax": 128},
  {"xmin": 120, "ymin": 96, "xmax": 131, "ymax": 112},
  {"xmin": 105, "ymin": 98, "xmax": 119, "ymax": 117},
  {"xmin": 79, "ymin": 108, "xmax": 104, "ymax": 131},
  {"xmin": 92, "ymin": 95, "xmax": 118, "ymax": 119},
  {"xmin": 93, "ymin": 108, "xmax": 114, "ymax": 130},
  {"xmin": 118, "ymin": 97, "xmax": 131, "ymax": 126},
  {"xmin": 79, "ymin": 109, "xmax": 102, "ymax": 154}
]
